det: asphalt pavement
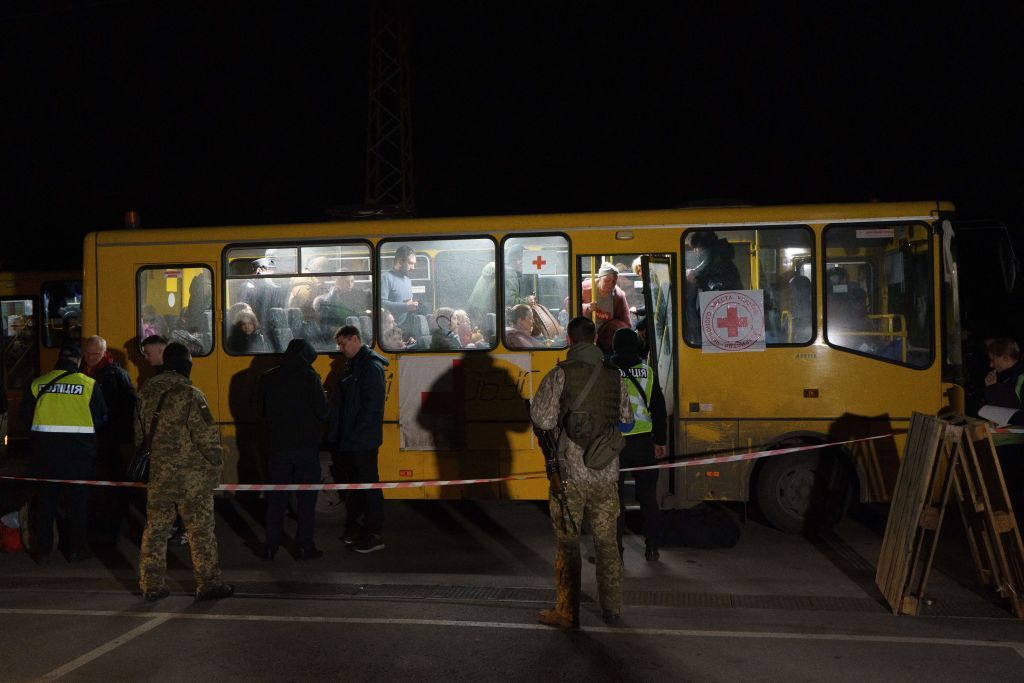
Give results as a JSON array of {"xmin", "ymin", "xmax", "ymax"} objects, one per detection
[{"xmin": 1, "ymin": 485, "xmax": 1023, "ymax": 681}]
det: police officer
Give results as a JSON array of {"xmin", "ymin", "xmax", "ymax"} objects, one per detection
[
  {"xmin": 530, "ymin": 316, "xmax": 633, "ymax": 627},
  {"xmin": 611, "ymin": 327, "xmax": 668, "ymax": 561},
  {"xmin": 136, "ymin": 342, "xmax": 233, "ymax": 602},
  {"xmin": 21, "ymin": 343, "xmax": 107, "ymax": 563}
]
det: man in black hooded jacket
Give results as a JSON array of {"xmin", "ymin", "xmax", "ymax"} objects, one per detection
[{"xmin": 257, "ymin": 338, "xmax": 330, "ymax": 560}]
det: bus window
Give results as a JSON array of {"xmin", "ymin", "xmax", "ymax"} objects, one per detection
[
  {"xmin": 503, "ymin": 235, "xmax": 569, "ymax": 350},
  {"xmin": 1, "ymin": 298, "xmax": 36, "ymax": 391},
  {"xmin": 41, "ymin": 281, "xmax": 82, "ymax": 348},
  {"xmin": 137, "ymin": 266, "xmax": 214, "ymax": 356},
  {"xmin": 824, "ymin": 223, "xmax": 933, "ymax": 367},
  {"xmin": 224, "ymin": 244, "xmax": 372, "ymax": 354},
  {"xmin": 379, "ymin": 238, "xmax": 496, "ymax": 352},
  {"xmin": 682, "ymin": 226, "xmax": 814, "ymax": 346}
]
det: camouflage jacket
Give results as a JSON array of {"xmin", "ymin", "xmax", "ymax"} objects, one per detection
[
  {"xmin": 531, "ymin": 343, "xmax": 633, "ymax": 486},
  {"xmin": 135, "ymin": 370, "xmax": 222, "ymax": 499}
]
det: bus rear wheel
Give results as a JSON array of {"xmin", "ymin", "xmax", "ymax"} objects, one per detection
[{"xmin": 755, "ymin": 450, "xmax": 851, "ymax": 534}]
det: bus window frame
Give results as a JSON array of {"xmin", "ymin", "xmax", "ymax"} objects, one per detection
[
  {"xmin": 821, "ymin": 220, "xmax": 935, "ymax": 370},
  {"xmin": 40, "ymin": 280, "xmax": 82, "ymax": 349},
  {"xmin": 499, "ymin": 232, "xmax": 571, "ymax": 352},
  {"xmin": 377, "ymin": 234, "xmax": 500, "ymax": 354},
  {"xmin": 221, "ymin": 239, "xmax": 374, "ymax": 357},
  {"xmin": 680, "ymin": 224, "xmax": 817, "ymax": 349},
  {"xmin": 1, "ymin": 294, "xmax": 41, "ymax": 389},
  {"xmin": 136, "ymin": 263, "xmax": 216, "ymax": 358}
]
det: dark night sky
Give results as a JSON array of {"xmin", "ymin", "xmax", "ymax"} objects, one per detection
[{"xmin": 3, "ymin": 1, "xmax": 1023, "ymax": 272}]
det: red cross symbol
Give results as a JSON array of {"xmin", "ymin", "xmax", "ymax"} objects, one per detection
[
  {"xmin": 531, "ymin": 255, "xmax": 547, "ymax": 271},
  {"xmin": 716, "ymin": 305, "xmax": 748, "ymax": 338},
  {"xmin": 421, "ymin": 359, "xmax": 465, "ymax": 415}
]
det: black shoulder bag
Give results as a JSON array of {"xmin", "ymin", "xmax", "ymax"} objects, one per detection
[{"xmin": 127, "ymin": 391, "xmax": 173, "ymax": 482}]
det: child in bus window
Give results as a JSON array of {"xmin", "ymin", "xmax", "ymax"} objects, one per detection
[{"xmin": 228, "ymin": 309, "xmax": 268, "ymax": 353}]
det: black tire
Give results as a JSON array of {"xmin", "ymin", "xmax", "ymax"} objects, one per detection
[{"xmin": 755, "ymin": 450, "xmax": 852, "ymax": 534}]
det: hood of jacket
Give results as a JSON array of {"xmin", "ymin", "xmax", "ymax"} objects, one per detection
[
  {"xmin": 285, "ymin": 338, "xmax": 317, "ymax": 368},
  {"xmin": 566, "ymin": 341, "xmax": 605, "ymax": 365}
]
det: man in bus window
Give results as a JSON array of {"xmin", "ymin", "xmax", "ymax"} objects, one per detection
[
  {"xmin": 380, "ymin": 245, "xmax": 420, "ymax": 330},
  {"xmin": 505, "ymin": 245, "xmax": 536, "ymax": 308}
]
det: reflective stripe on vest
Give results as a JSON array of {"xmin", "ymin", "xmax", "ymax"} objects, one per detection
[
  {"xmin": 30, "ymin": 370, "xmax": 96, "ymax": 435},
  {"xmin": 621, "ymin": 362, "xmax": 654, "ymax": 435}
]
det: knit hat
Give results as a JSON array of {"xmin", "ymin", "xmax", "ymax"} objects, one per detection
[
  {"xmin": 612, "ymin": 327, "xmax": 642, "ymax": 356},
  {"xmin": 597, "ymin": 262, "xmax": 619, "ymax": 278}
]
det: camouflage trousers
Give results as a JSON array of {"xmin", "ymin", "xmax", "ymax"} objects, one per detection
[
  {"xmin": 139, "ymin": 489, "xmax": 221, "ymax": 593},
  {"xmin": 549, "ymin": 478, "xmax": 622, "ymax": 614}
]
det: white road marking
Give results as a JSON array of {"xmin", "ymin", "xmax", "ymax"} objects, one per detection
[
  {"xmin": 37, "ymin": 613, "xmax": 173, "ymax": 681},
  {"xmin": 4, "ymin": 608, "xmax": 1022, "ymax": 663}
]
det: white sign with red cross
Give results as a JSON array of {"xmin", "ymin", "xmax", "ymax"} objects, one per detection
[
  {"xmin": 698, "ymin": 290, "xmax": 766, "ymax": 353},
  {"xmin": 525, "ymin": 249, "xmax": 557, "ymax": 275}
]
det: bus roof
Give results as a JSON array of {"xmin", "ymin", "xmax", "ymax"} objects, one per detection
[{"xmin": 88, "ymin": 200, "xmax": 954, "ymax": 247}]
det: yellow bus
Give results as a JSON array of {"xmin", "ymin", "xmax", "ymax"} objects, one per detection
[
  {"xmin": 1, "ymin": 271, "xmax": 83, "ymax": 455},
  {"xmin": 83, "ymin": 201, "xmax": 964, "ymax": 532}
]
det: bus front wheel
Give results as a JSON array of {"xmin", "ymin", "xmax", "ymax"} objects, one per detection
[{"xmin": 755, "ymin": 450, "xmax": 852, "ymax": 534}]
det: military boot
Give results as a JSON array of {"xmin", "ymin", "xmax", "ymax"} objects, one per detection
[{"xmin": 539, "ymin": 544, "xmax": 580, "ymax": 629}]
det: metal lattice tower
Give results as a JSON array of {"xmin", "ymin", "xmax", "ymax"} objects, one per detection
[{"xmin": 365, "ymin": 0, "xmax": 414, "ymax": 216}]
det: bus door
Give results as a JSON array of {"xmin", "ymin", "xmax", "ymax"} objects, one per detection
[{"xmin": 640, "ymin": 255, "xmax": 678, "ymax": 497}]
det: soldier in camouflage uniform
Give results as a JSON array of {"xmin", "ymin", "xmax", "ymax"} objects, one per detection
[
  {"xmin": 531, "ymin": 317, "xmax": 633, "ymax": 627},
  {"xmin": 135, "ymin": 342, "xmax": 233, "ymax": 602}
]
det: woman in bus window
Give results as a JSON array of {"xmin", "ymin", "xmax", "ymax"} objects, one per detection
[
  {"xmin": 228, "ymin": 309, "xmax": 268, "ymax": 353},
  {"xmin": 506, "ymin": 304, "xmax": 539, "ymax": 349},
  {"xmin": 452, "ymin": 310, "xmax": 481, "ymax": 348},
  {"xmin": 381, "ymin": 308, "xmax": 415, "ymax": 351}
]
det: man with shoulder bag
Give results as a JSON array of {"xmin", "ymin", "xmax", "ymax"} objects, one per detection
[{"xmin": 531, "ymin": 316, "xmax": 633, "ymax": 628}]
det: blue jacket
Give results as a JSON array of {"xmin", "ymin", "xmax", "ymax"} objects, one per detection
[{"xmin": 327, "ymin": 345, "xmax": 389, "ymax": 451}]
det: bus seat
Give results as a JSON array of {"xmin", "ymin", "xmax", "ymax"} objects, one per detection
[
  {"xmin": 483, "ymin": 312, "xmax": 496, "ymax": 340},
  {"xmin": 266, "ymin": 307, "xmax": 293, "ymax": 352},
  {"xmin": 288, "ymin": 307, "xmax": 304, "ymax": 339},
  {"xmin": 412, "ymin": 314, "xmax": 430, "ymax": 339},
  {"xmin": 359, "ymin": 315, "xmax": 372, "ymax": 341}
]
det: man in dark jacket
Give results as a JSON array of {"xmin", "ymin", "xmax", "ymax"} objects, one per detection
[
  {"xmin": 81, "ymin": 335, "xmax": 136, "ymax": 544},
  {"xmin": 21, "ymin": 343, "xmax": 107, "ymax": 563},
  {"xmin": 982, "ymin": 338, "xmax": 1024, "ymax": 518},
  {"xmin": 328, "ymin": 325, "xmax": 389, "ymax": 553},
  {"xmin": 258, "ymin": 339, "xmax": 330, "ymax": 560},
  {"xmin": 611, "ymin": 328, "xmax": 668, "ymax": 561}
]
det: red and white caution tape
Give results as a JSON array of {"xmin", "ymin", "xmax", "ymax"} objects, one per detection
[{"xmin": 0, "ymin": 434, "xmax": 892, "ymax": 491}]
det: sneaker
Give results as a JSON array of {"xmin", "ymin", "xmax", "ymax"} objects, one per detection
[
  {"xmin": 142, "ymin": 587, "xmax": 170, "ymax": 603},
  {"xmin": 195, "ymin": 583, "xmax": 235, "ymax": 602},
  {"xmin": 352, "ymin": 535, "xmax": 385, "ymax": 554},
  {"xmin": 340, "ymin": 527, "xmax": 363, "ymax": 545},
  {"xmin": 645, "ymin": 543, "xmax": 660, "ymax": 562},
  {"xmin": 169, "ymin": 531, "xmax": 189, "ymax": 546}
]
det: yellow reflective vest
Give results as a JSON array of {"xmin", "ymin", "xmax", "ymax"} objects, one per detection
[
  {"xmin": 619, "ymin": 362, "xmax": 654, "ymax": 436},
  {"xmin": 29, "ymin": 369, "xmax": 97, "ymax": 434}
]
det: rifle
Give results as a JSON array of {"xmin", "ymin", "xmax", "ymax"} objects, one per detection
[{"xmin": 532, "ymin": 419, "xmax": 576, "ymax": 534}]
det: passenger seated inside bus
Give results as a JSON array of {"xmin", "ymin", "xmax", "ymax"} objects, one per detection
[
  {"xmin": 141, "ymin": 304, "xmax": 167, "ymax": 339},
  {"xmin": 506, "ymin": 304, "xmax": 540, "ymax": 348},
  {"xmin": 313, "ymin": 275, "xmax": 360, "ymax": 338},
  {"xmin": 452, "ymin": 309, "xmax": 484, "ymax": 348},
  {"xmin": 228, "ymin": 309, "xmax": 268, "ymax": 353},
  {"xmin": 381, "ymin": 308, "xmax": 416, "ymax": 352},
  {"xmin": 826, "ymin": 266, "xmax": 869, "ymax": 349},
  {"xmin": 430, "ymin": 307, "xmax": 461, "ymax": 350}
]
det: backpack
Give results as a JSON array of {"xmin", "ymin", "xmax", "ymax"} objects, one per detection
[{"xmin": 560, "ymin": 360, "xmax": 625, "ymax": 469}]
